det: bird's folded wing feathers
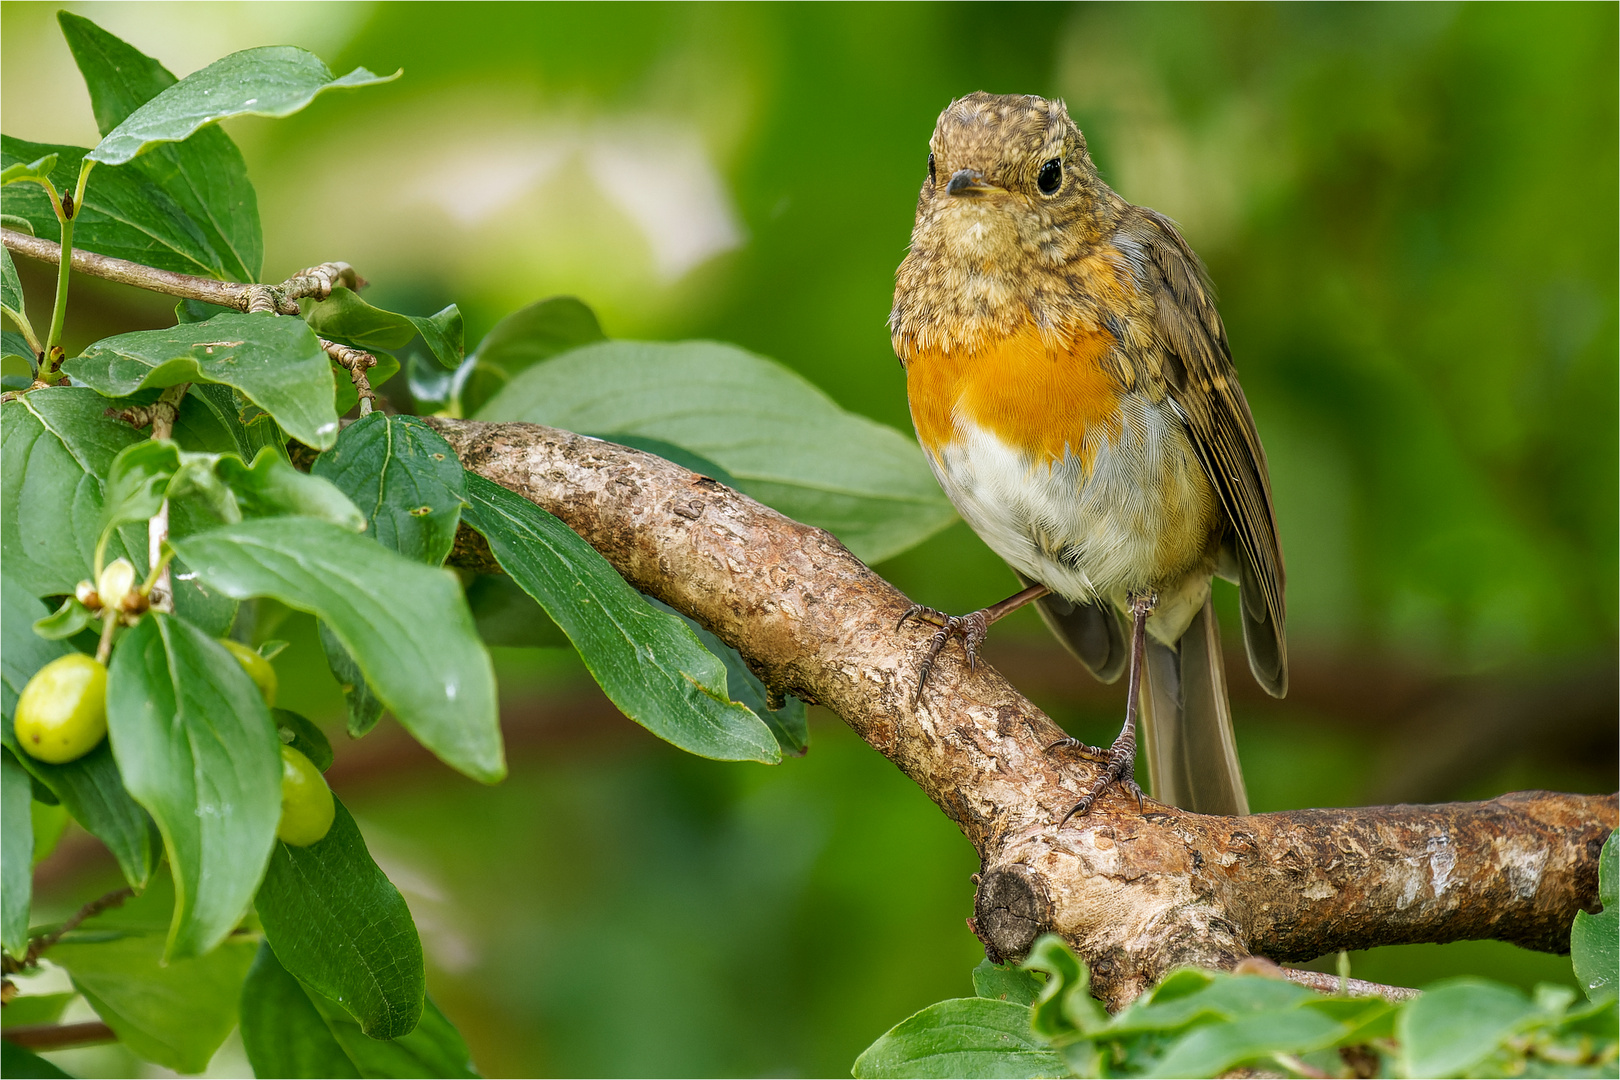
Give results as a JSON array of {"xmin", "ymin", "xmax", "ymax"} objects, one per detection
[{"xmin": 1127, "ymin": 208, "xmax": 1288, "ymax": 696}]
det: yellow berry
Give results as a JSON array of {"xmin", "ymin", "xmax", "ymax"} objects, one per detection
[
  {"xmin": 14, "ymin": 654, "xmax": 108, "ymax": 764},
  {"xmin": 220, "ymin": 639, "xmax": 277, "ymax": 707},
  {"xmin": 276, "ymin": 745, "xmax": 334, "ymax": 847}
]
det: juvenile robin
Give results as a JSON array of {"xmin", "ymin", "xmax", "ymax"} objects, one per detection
[{"xmin": 891, "ymin": 92, "xmax": 1287, "ymax": 819}]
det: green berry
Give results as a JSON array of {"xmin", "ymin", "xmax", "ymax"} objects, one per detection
[
  {"xmin": 221, "ymin": 639, "xmax": 277, "ymax": 707},
  {"xmin": 276, "ymin": 744, "xmax": 334, "ymax": 846},
  {"xmin": 14, "ymin": 654, "xmax": 108, "ymax": 764}
]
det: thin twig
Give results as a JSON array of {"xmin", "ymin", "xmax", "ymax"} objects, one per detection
[
  {"xmin": 322, "ymin": 338, "xmax": 378, "ymax": 416},
  {"xmin": 1281, "ymin": 967, "xmax": 1421, "ymax": 1002},
  {"xmin": 0, "ymin": 1020, "xmax": 119, "ymax": 1051},
  {"xmin": 285, "ymin": 261, "xmax": 365, "ymax": 301},
  {"xmin": 1, "ymin": 228, "xmax": 364, "ymax": 315},
  {"xmin": 0, "ymin": 886, "xmax": 134, "ymax": 975},
  {"xmin": 141, "ymin": 384, "xmax": 188, "ymax": 611},
  {"xmin": 1273, "ymin": 1052, "xmax": 1332, "ymax": 1079}
]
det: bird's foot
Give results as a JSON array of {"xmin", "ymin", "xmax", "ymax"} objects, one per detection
[
  {"xmin": 898, "ymin": 604, "xmax": 991, "ymax": 701},
  {"xmin": 1061, "ymin": 735, "xmax": 1145, "ymax": 822}
]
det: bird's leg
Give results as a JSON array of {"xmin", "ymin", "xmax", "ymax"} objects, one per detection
[
  {"xmin": 899, "ymin": 583, "xmax": 1050, "ymax": 701},
  {"xmin": 1060, "ymin": 591, "xmax": 1155, "ymax": 821}
]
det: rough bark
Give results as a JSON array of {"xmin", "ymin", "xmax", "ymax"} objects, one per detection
[{"xmin": 429, "ymin": 418, "xmax": 1617, "ymax": 1008}]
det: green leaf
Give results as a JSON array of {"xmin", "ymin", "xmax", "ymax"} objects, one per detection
[
  {"xmin": 853, "ymin": 998, "xmax": 1065, "ymax": 1079},
  {"xmin": 169, "ymin": 518, "xmax": 504, "ymax": 782},
  {"xmin": 1, "ymin": 245, "xmax": 25, "ymax": 329},
  {"xmin": 64, "ymin": 313, "xmax": 340, "ymax": 450},
  {"xmin": 1, "ymin": 154, "xmax": 58, "ymax": 186},
  {"xmin": 216, "ymin": 447, "xmax": 366, "ymax": 529},
  {"xmin": 465, "ymin": 574, "xmax": 570, "ymax": 649},
  {"xmin": 3, "ymin": 580, "xmax": 158, "ymax": 889},
  {"xmin": 1, "ymin": 991, "xmax": 75, "ymax": 1028},
  {"xmin": 88, "ymin": 47, "xmax": 400, "ymax": 166},
  {"xmin": 4, "ymin": 328, "xmax": 36, "ymax": 369},
  {"xmin": 31, "ymin": 799, "xmax": 67, "ymax": 864},
  {"xmin": 59, "ymin": 12, "xmax": 261, "ymax": 281},
  {"xmin": 174, "ymin": 382, "xmax": 251, "ymax": 455},
  {"xmin": 1, "ymin": 213, "xmax": 36, "ymax": 236},
  {"xmin": 273, "ymin": 708, "xmax": 333, "ymax": 772},
  {"xmin": 33, "ymin": 597, "xmax": 97, "ymax": 640},
  {"xmin": 305, "ymin": 287, "xmax": 464, "ymax": 370},
  {"xmin": 312, "ymin": 413, "xmax": 466, "ymax": 565},
  {"xmin": 2, "ymin": 748, "xmax": 32, "ymax": 959},
  {"xmin": 459, "ymin": 295, "xmax": 604, "ymax": 414},
  {"xmin": 477, "ymin": 340, "xmax": 956, "ymax": 564},
  {"xmin": 311, "ymin": 991, "xmax": 480, "ymax": 1079},
  {"xmin": 974, "ymin": 960, "xmax": 1044, "ymax": 1007},
  {"xmin": 461, "ymin": 474, "xmax": 779, "ymax": 764},
  {"xmin": 171, "ymin": 556, "xmax": 239, "ymax": 638},
  {"xmin": 1573, "ymin": 831, "xmax": 1618, "ymax": 1000},
  {"xmin": 106, "ymin": 614, "xmax": 282, "ymax": 958},
  {"xmin": 0, "ymin": 1041, "xmax": 73, "ymax": 1078},
  {"xmin": 256, "ymin": 797, "xmax": 425, "ymax": 1039},
  {"xmin": 1, "ymin": 137, "xmax": 239, "ymax": 281},
  {"xmin": 1022, "ymin": 934, "xmax": 1108, "ymax": 1040},
  {"xmin": 1, "ymin": 387, "xmax": 144, "ymax": 597},
  {"xmin": 318, "ymin": 620, "xmax": 384, "ymax": 739},
  {"xmin": 1398, "ymin": 978, "xmax": 1538, "ymax": 1079},
  {"xmin": 1106, "ymin": 971, "xmax": 1313, "ymax": 1038},
  {"xmin": 51, "ymin": 925, "xmax": 256, "ymax": 1073},
  {"xmin": 644, "ymin": 595, "xmax": 807, "ymax": 756},
  {"xmin": 1147, "ymin": 1007, "xmax": 1348, "ymax": 1079},
  {"xmin": 240, "ymin": 941, "xmax": 361, "ymax": 1079},
  {"xmin": 100, "ymin": 438, "xmax": 180, "ymax": 541}
]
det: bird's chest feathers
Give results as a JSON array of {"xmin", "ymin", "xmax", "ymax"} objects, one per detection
[{"xmin": 905, "ymin": 320, "xmax": 1121, "ymax": 469}]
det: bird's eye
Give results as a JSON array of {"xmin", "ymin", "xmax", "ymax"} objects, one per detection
[
  {"xmin": 928, "ymin": 152, "xmax": 936, "ymax": 185},
  {"xmin": 1037, "ymin": 158, "xmax": 1062, "ymax": 195}
]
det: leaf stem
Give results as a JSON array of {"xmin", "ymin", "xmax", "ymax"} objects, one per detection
[
  {"xmin": 43, "ymin": 215, "xmax": 74, "ymax": 356},
  {"xmin": 71, "ymin": 158, "xmax": 94, "ymax": 217},
  {"xmin": 139, "ymin": 547, "xmax": 176, "ymax": 598},
  {"xmin": 94, "ymin": 608, "xmax": 118, "ymax": 665}
]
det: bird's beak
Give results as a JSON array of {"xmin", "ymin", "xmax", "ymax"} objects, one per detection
[{"xmin": 946, "ymin": 168, "xmax": 995, "ymax": 196}]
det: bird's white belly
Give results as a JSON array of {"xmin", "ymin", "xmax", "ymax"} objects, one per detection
[{"xmin": 929, "ymin": 393, "xmax": 1216, "ymax": 624}]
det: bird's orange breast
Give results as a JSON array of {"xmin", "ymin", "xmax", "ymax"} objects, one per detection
[{"xmin": 903, "ymin": 321, "xmax": 1121, "ymax": 468}]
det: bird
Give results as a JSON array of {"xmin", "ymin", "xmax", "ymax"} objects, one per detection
[{"xmin": 889, "ymin": 92, "xmax": 1286, "ymax": 819}]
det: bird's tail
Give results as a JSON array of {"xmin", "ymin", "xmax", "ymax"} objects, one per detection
[{"xmin": 1138, "ymin": 594, "xmax": 1249, "ymax": 815}]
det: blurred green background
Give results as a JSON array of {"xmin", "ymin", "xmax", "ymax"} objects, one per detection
[{"xmin": 4, "ymin": 2, "xmax": 1615, "ymax": 1076}]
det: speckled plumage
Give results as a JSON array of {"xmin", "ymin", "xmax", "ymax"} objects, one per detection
[{"xmin": 891, "ymin": 92, "xmax": 1287, "ymax": 815}]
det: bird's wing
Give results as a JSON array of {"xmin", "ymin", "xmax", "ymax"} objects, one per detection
[{"xmin": 1125, "ymin": 208, "xmax": 1287, "ymax": 697}]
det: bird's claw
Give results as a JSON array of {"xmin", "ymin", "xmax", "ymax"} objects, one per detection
[
  {"xmin": 1060, "ymin": 739, "xmax": 1144, "ymax": 823},
  {"xmin": 1046, "ymin": 736, "xmax": 1106, "ymax": 758},
  {"xmin": 899, "ymin": 605, "xmax": 991, "ymax": 701}
]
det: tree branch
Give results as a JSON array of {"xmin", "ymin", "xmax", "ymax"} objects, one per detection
[
  {"xmin": 445, "ymin": 419, "xmax": 1615, "ymax": 1007},
  {"xmin": 0, "ymin": 228, "xmax": 361, "ymax": 316}
]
